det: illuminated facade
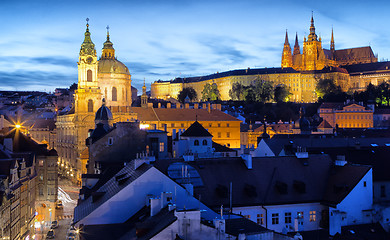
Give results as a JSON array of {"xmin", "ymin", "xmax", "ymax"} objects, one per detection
[
  {"xmin": 56, "ymin": 22, "xmax": 135, "ymax": 183},
  {"xmin": 318, "ymin": 102, "xmax": 374, "ymax": 128},
  {"xmin": 151, "ymin": 15, "xmax": 383, "ymax": 103}
]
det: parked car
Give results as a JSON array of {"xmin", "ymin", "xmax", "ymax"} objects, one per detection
[
  {"xmin": 46, "ymin": 229, "xmax": 55, "ymax": 239},
  {"xmin": 67, "ymin": 231, "xmax": 76, "ymax": 240},
  {"xmin": 51, "ymin": 220, "xmax": 59, "ymax": 229}
]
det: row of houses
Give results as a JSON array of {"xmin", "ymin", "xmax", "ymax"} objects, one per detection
[{"xmin": 72, "ymin": 103, "xmax": 389, "ymax": 239}]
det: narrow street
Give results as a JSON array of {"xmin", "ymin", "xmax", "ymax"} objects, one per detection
[{"xmin": 37, "ymin": 178, "xmax": 79, "ymax": 240}]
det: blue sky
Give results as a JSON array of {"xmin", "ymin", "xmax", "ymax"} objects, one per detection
[{"xmin": 1, "ymin": 0, "xmax": 390, "ymax": 92}]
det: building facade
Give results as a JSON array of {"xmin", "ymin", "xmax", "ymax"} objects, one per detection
[{"xmin": 151, "ymin": 15, "xmax": 389, "ymax": 103}]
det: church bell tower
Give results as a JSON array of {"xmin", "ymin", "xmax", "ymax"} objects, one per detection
[{"xmin": 75, "ymin": 19, "xmax": 102, "ymax": 114}]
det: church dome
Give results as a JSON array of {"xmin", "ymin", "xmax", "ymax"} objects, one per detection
[
  {"xmin": 95, "ymin": 99, "xmax": 113, "ymax": 121},
  {"xmin": 98, "ymin": 59, "xmax": 130, "ymax": 75}
]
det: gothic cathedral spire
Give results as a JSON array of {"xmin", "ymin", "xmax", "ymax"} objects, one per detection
[
  {"xmin": 293, "ymin": 32, "xmax": 300, "ymax": 55},
  {"xmin": 281, "ymin": 30, "xmax": 293, "ymax": 68},
  {"xmin": 330, "ymin": 27, "xmax": 335, "ymax": 52},
  {"xmin": 308, "ymin": 12, "xmax": 318, "ymax": 42}
]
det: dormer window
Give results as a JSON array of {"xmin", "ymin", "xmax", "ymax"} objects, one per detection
[{"xmin": 194, "ymin": 140, "xmax": 199, "ymax": 146}]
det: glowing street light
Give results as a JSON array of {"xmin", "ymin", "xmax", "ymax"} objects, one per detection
[{"xmin": 15, "ymin": 124, "xmax": 21, "ymax": 129}]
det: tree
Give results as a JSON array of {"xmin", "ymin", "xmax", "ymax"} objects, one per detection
[
  {"xmin": 201, "ymin": 83, "xmax": 220, "ymax": 101},
  {"xmin": 252, "ymin": 80, "xmax": 274, "ymax": 102},
  {"xmin": 229, "ymin": 82, "xmax": 245, "ymax": 100},
  {"xmin": 315, "ymin": 79, "xmax": 339, "ymax": 98},
  {"xmin": 177, "ymin": 87, "xmax": 197, "ymax": 103},
  {"xmin": 274, "ymin": 85, "xmax": 291, "ymax": 102}
]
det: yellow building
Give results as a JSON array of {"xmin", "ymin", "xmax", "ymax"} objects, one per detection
[
  {"xmin": 318, "ymin": 102, "xmax": 374, "ymax": 128},
  {"xmin": 56, "ymin": 22, "xmax": 135, "ymax": 183},
  {"xmin": 151, "ymin": 15, "xmax": 381, "ymax": 103}
]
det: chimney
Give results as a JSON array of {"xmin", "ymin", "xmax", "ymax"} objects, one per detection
[
  {"xmin": 241, "ymin": 153, "xmax": 252, "ymax": 169},
  {"xmin": 194, "ymin": 103, "xmax": 198, "ymax": 109},
  {"xmin": 208, "ymin": 103, "xmax": 211, "ymax": 113},
  {"xmin": 150, "ymin": 198, "xmax": 161, "ymax": 216},
  {"xmin": 4, "ymin": 138, "xmax": 12, "ymax": 152},
  {"xmin": 167, "ymin": 103, "xmax": 171, "ymax": 108},
  {"xmin": 158, "ymin": 103, "xmax": 161, "ymax": 108}
]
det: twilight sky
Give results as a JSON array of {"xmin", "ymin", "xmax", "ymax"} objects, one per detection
[{"xmin": 1, "ymin": 0, "xmax": 390, "ymax": 92}]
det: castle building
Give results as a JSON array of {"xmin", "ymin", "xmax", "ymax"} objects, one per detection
[
  {"xmin": 151, "ymin": 15, "xmax": 389, "ymax": 103},
  {"xmin": 56, "ymin": 22, "xmax": 135, "ymax": 183}
]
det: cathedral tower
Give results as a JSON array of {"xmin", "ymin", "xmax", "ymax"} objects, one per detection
[
  {"xmin": 281, "ymin": 30, "xmax": 293, "ymax": 68},
  {"xmin": 75, "ymin": 19, "xmax": 102, "ymax": 114},
  {"xmin": 302, "ymin": 14, "xmax": 324, "ymax": 70},
  {"xmin": 141, "ymin": 79, "xmax": 148, "ymax": 108},
  {"xmin": 293, "ymin": 33, "xmax": 300, "ymax": 55}
]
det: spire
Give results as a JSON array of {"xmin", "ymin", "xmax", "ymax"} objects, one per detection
[
  {"xmin": 80, "ymin": 18, "xmax": 96, "ymax": 57},
  {"xmin": 330, "ymin": 27, "xmax": 335, "ymax": 52},
  {"xmin": 141, "ymin": 78, "xmax": 148, "ymax": 108},
  {"xmin": 308, "ymin": 12, "xmax": 318, "ymax": 42},
  {"xmin": 101, "ymin": 25, "xmax": 115, "ymax": 59},
  {"xmin": 281, "ymin": 30, "xmax": 292, "ymax": 68},
  {"xmin": 293, "ymin": 32, "xmax": 300, "ymax": 55},
  {"xmin": 284, "ymin": 29, "xmax": 290, "ymax": 45}
]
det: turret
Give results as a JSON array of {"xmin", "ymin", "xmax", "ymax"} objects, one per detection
[
  {"xmin": 141, "ymin": 79, "xmax": 148, "ymax": 108},
  {"xmin": 293, "ymin": 32, "xmax": 300, "ymax": 55},
  {"xmin": 307, "ymin": 13, "xmax": 318, "ymax": 42},
  {"xmin": 281, "ymin": 30, "xmax": 293, "ymax": 68},
  {"xmin": 101, "ymin": 26, "xmax": 115, "ymax": 60}
]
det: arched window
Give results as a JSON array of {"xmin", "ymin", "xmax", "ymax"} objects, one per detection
[
  {"xmin": 88, "ymin": 99, "xmax": 93, "ymax": 112},
  {"xmin": 202, "ymin": 140, "xmax": 207, "ymax": 146},
  {"xmin": 87, "ymin": 70, "xmax": 92, "ymax": 82},
  {"xmin": 194, "ymin": 140, "xmax": 199, "ymax": 146},
  {"xmin": 122, "ymin": 88, "xmax": 125, "ymax": 101},
  {"xmin": 112, "ymin": 87, "xmax": 117, "ymax": 101}
]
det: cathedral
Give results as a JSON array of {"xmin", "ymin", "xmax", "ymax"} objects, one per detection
[
  {"xmin": 282, "ymin": 14, "xmax": 377, "ymax": 70},
  {"xmin": 56, "ymin": 21, "xmax": 136, "ymax": 183}
]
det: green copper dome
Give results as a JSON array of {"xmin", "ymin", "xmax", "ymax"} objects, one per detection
[{"xmin": 80, "ymin": 22, "xmax": 97, "ymax": 56}]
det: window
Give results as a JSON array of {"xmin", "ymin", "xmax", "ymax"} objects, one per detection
[
  {"xmin": 309, "ymin": 211, "xmax": 316, "ymax": 222},
  {"xmin": 227, "ymin": 132, "xmax": 230, "ymax": 138},
  {"xmin": 227, "ymin": 123, "xmax": 230, "ymax": 127},
  {"xmin": 171, "ymin": 123, "xmax": 174, "ymax": 127},
  {"xmin": 159, "ymin": 142, "xmax": 164, "ymax": 152},
  {"xmin": 244, "ymin": 215, "xmax": 250, "ymax": 219},
  {"xmin": 285, "ymin": 212, "xmax": 292, "ymax": 224},
  {"xmin": 381, "ymin": 185, "xmax": 386, "ymax": 198},
  {"xmin": 364, "ymin": 181, "xmax": 367, "ymax": 187},
  {"xmin": 194, "ymin": 140, "xmax": 199, "ymax": 146},
  {"xmin": 181, "ymin": 123, "xmax": 184, "ymax": 127},
  {"xmin": 87, "ymin": 69, "xmax": 92, "ymax": 82},
  {"xmin": 209, "ymin": 123, "xmax": 212, "ymax": 127},
  {"xmin": 88, "ymin": 100, "xmax": 93, "ymax": 112},
  {"xmin": 272, "ymin": 213, "xmax": 279, "ymax": 224},
  {"xmin": 218, "ymin": 123, "xmax": 221, "ymax": 127},
  {"xmin": 257, "ymin": 214, "xmax": 264, "ymax": 225},
  {"xmin": 202, "ymin": 140, "xmax": 207, "ymax": 146},
  {"xmin": 39, "ymin": 160, "xmax": 44, "ymax": 167},
  {"xmin": 297, "ymin": 211, "xmax": 304, "ymax": 219},
  {"xmin": 218, "ymin": 132, "xmax": 221, "ymax": 138},
  {"xmin": 112, "ymin": 87, "xmax": 117, "ymax": 101},
  {"xmin": 108, "ymin": 137, "xmax": 113, "ymax": 146}
]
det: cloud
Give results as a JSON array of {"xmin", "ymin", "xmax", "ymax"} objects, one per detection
[{"xmin": 0, "ymin": 70, "xmax": 76, "ymax": 91}]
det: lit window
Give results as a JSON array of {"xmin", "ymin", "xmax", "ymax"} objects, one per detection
[
  {"xmin": 309, "ymin": 211, "xmax": 316, "ymax": 222},
  {"xmin": 297, "ymin": 211, "xmax": 304, "ymax": 219},
  {"xmin": 159, "ymin": 142, "xmax": 164, "ymax": 152},
  {"xmin": 87, "ymin": 69, "xmax": 92, "ymax": 82},
  {"xmin": 257, "ymin": 214, "xmax": 264, "ymax": 225},
  {"xmin": 272, "ymin": 213, "xmax": 279, "ymax": 224}
]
